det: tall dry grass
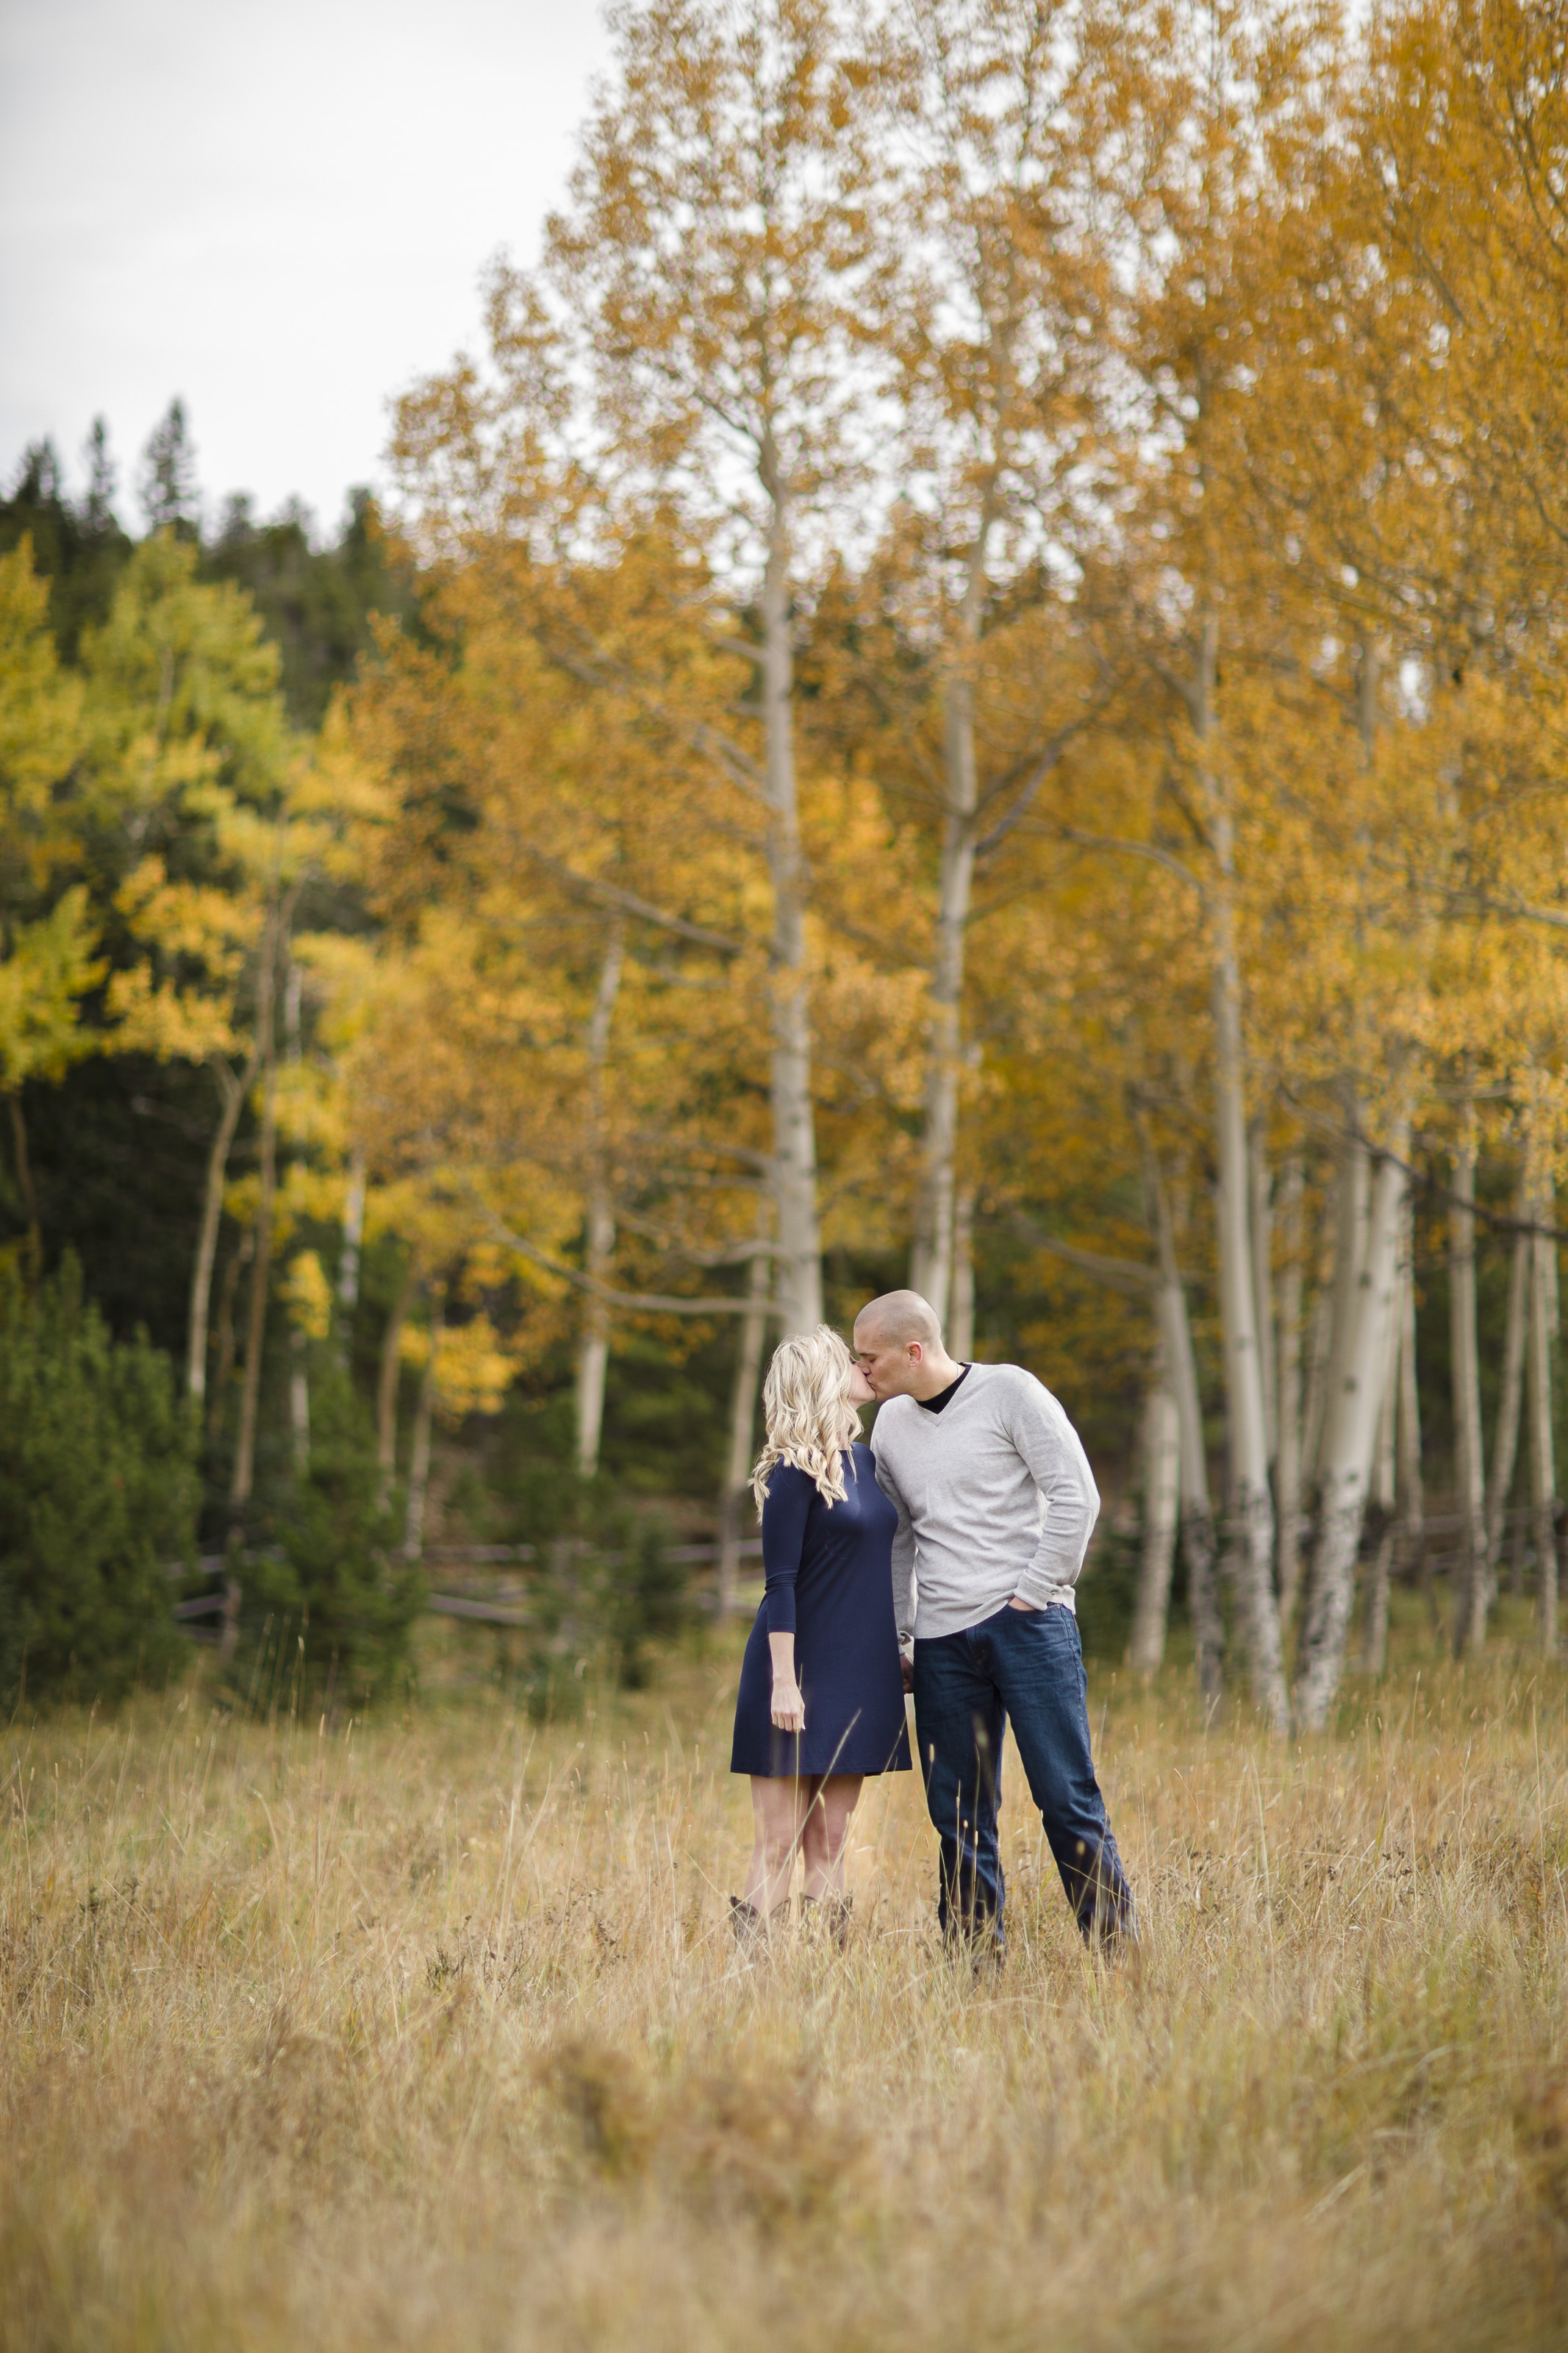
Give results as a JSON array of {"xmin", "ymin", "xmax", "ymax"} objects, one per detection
[{"xmin": 2, "ymin": 1595, "xmax": 1566, "ymax": 2351}]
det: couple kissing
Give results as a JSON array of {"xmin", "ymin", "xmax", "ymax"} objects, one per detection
[{"xmin": 728, "ymin": 1289, "xmax": 1136, "ymax": 1956}]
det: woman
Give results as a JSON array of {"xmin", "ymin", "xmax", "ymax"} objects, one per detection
[{"xmin": 729, "ymin": 1324, "xmax": 911, "ymax": 1943}]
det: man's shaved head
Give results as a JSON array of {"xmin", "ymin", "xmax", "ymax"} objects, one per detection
[{"xmin": 853, "ymin": 1289, "xmax": 942, "ymax": 1349}]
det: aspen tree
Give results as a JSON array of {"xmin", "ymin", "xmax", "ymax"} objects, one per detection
[
  {"xmin": 404, "ymin": 1281, "xmax": 445, "ymax": 1559},
  {"xmin": 1274, "ymin": 1152, "xmax": 1306, "ymax": 1617},
  {"xmin": 1396, "ymin": 1193, "xmax": 1425, "ymax": 1585},
  {"xmin": 1124, "ymin": 1124, "xmax": 1220, "ymax": 1686},
  {"xmin": 1295, "ymin": 1132, "xmax": 1410, "ymax": 1729},
  {"xmin": 1297, "ymin": 1182, "xmax": 1336, "ymax": 1511},
  {"xmin": 575, "ymin": 921, "xmax": 626, "ymax": 1477},
  {"xmin": 874, "ymin": 0, "xmax": 1114, "ymax": 1321},
  {"xmin": 0, "ymin": 542, "xmax": 95, "ymax": 1279},
  {"xmin": 337, "ymin": 1141, "xmax": 366, "ymax": 1354},
  {"xmin": 717, "ymin": 1205, "xmax": 771, "ymax": 1619},
  {"xmin": 534, "ymin": 0, "xmax": 888, "ymax": 1335},
  {"xmin": 1448, "ymin": 1104, "xmax": 1489, "ymax": 1657},
  {"xmin": 1148, "ymin": 1137, "xmax": 1222, "ymax": 1699},
  {"xmin": 948, "ymin": 1189, "xmax": 976, "ymax": 1360},
  {"xmin": 81, "ymin": 535, "xmax": 306, "ymax": 1407},
  {"xmin": 341, "ymin": 538, "xmax": 790, "ymax": 1407},
  {"xmin": 376, "ymin": 1257, "xmax": 418, "ymax": 1507},
  {"xmin": 1249, "ymin": 1124, "xmax": 1277, "ymax": 1468},
  {"xmin": 1203, "ymin": 660, "xmax": 1287, "ymax": 1725},
  {"xmin": 1131, "ymin": 1353, "xmax": 1180, "ymax": 1677},
  {"xmin": 1104, "ymin": 0, "xmax": 1352, "ymax": 1729},
  {"xmin": 1358, "ymin": 1254, "xmax": 1403, "ymax": 1677},
  {"xmin": 1483, "ymin": 1168, "xmax": 1531, "ymax": 1591},
  {"xmin": 1527, "ymin": 1164, "xmax": 1559, "ymax": 1656},
  {"xmin": 1317, "ymin": 1122, "xmax": 1370, "ymax": 1485}
]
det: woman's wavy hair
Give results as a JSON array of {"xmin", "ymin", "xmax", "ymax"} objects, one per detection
[{"xmin": 751, "ymin": 1324, "xmax": 862, "ymax": 1513}]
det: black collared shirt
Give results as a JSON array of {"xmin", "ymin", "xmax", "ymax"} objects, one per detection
[{"xmin": 917, "ymin": 1364, "xmax": 972, "ymax": 1415}]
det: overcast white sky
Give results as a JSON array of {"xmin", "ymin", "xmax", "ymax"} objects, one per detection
[{"xmin": 0, "ymin": 0, "xmax": 611, "ymax": 536}]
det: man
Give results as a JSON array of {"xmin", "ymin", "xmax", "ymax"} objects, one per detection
[{"xmin": 855, "ymin": 1289, "xmax": 1136, "ymax": 1952}]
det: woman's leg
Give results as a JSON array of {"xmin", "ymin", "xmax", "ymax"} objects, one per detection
[
  {"xmin": 799, "ymin": 1774, "xmax": 863, "ymax": 1900},
  {"xmin": 742, "ymin": 1776, "xmax": 809, "ymax": 1916}
]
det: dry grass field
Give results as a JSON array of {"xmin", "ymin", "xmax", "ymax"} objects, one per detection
[{"xmin": 4, "ymin": 1596, "xmax": 1567, "ymax": 2352}]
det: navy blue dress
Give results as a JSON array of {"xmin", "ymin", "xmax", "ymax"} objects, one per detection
[{"xmin": 730, "ymin": 1443, "xmax": 912, "ymax": 1779}]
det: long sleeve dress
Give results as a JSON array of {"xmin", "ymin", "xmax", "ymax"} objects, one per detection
[{"xmin": 730, "ymin": 1442, "xmax": 912, "ymax": 1779}]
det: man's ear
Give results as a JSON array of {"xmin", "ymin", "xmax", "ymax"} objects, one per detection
[{"xmin": 908, "ymin": 1340, "xmax": 923, "ymax": 1363}]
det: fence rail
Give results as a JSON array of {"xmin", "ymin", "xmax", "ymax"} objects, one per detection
[
  {"xmin": 169, "ymin": 1502, "xmax": 1562, "ymax": 1647},
  {"xmin": 167, "ymin": 1535, "xmax": 766, "ymax": 1642}
]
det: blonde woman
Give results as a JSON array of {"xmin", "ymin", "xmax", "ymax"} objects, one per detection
[{"xmin": 729, "ymin": 1326, "xmax": 911, "ymax": 1941}]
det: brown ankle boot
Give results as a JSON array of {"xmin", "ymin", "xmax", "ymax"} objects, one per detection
[
  {"xmin": 801, "ymin": 1893, "xmax": 853, "ymax": 1949},
  {"xmin": 729, "ymin": 1895, "xmax": 768, "ymax": 1949}
]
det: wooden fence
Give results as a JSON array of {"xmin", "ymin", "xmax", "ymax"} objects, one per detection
[{"xmin": 171, "ymin": 1537, "xmax": 765, "ymax": 1642}]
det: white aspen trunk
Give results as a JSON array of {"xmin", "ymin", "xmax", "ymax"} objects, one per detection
[
  {"xmin": 1211, "ymin": 920, "xmax": 1287, "ymax": 1727},
  {"xmin": 1161, "ymin": 1265, "xmax": 1222, "ymax": 1700},
  {"xmin": 188, "ymin": 1064, "xmax": 243, "ymax": 1405},
  {"xmin": 1450, "ymin": 1124, "xmax": 1489, "ymax": 1656},
  {"xmin": 575, "ymin": 923, "xmax": 626, "ymax": 1479},
  {"xmin": 1295, "ymin": 1133, "xmax": 1409, "ymax": 1729},
  {"xmin": 911, "ymin": 524, "xmax": 989, "ymax": 1324},
  {"xmin": 1547, "ymin": 1212, "xmax": 1560, "ymax": 1342},
  {"xmin": 948, "ymin": 1187, "xmax": 975, "ymax": 1361},
  {"xmin": 209, "ymin": 1235, "xmax": 247, "ymax": 1445},
  {"xmin": 573, "ymin": 1233, "xmax": 613, "ymax": 1480},
  {"xmin": 1527, "ymin": 1163, "xmax": 1558, "ymax": 1655},
  {"xmin": 188, "ymin": 899, "xmax": 278, "ymax": 1402},
  {"xmin": 1318, "ymin": 1120, "xmax": 1370, "ymax": 1479},
  {"xmin": 1299, "ymin": 1175, "xmax": 1339, "ymax": 1497},
  {"xmin": 1395, "ymin": 1191, "xmax": 1425, "ymax": 1570},
  {"xmin": 229, "ymin": 958, "xmax": 279, "ymax": 1516},
  {"xmin": 376, "ymin": 1258, "xmax": 418, "ymax": 1509},
  {"xmin": 290, "ymin": 1328, "xmax": 310, "ymax": 1477},
  {"xmin": 1249, "ymin": 1121, "xmax": 1277, "ymax": 1465},
  {"xmin": 759, "ymin": 454, "xmax": 822, "ymax": 1339},
  {"xmin": 1193, "ymin": 604, "xmax": 1285, "ymax": 1727},
  {"xmin": 1275, "ymin": 1154, "xmax": 1306, "ymax": 1621},
  {"xmin": 1358, "ymin": 1257, "xmax": 1403, "ymax": 1677},
  {"xmin": 1484, "ymin": 1171, "xmax": 1531, "ymax": 1590},
  {"xmin": 1145, "ymin": 1135, "xmax": 1222, "ymax": 1700},
  {"xmin": 717, "ymin": 1220, "xmax": 770, "ymax": 1621},
  {"xmin": 338, "ymin": 1141, "xmax": 366, "ymax": 1318},
  {"xmin": 1131, "ymin": 1352, "xmax": 1181, "ymax": 1676},
  {"xmin": 404, "ymin": 1287, "xmax": 444, "ymax": 1557}
]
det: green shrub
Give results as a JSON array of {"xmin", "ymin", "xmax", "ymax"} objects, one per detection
[
  {"xmin": 0, "ymin": 1257, "xmax": 196, "ymax": 1707},
  {"xmin": 1074, "ymin": 1515, "xmax": 1140, "ymax": 1665},
  {"xmin": 233, "ymin": 1361, "xmax": 421, "ymax": 1710},
  {"xmin": 604, "ymin": 1517, "xmax": 689, "ymax": 1690}
]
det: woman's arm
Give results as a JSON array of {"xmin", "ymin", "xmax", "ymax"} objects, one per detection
[
  {"xmin": 761, "ymin": 1468, "xmax": 812, "ymax": 1734},
  {"xmin": 769, "ymin": 1631, "xmax": 803, "ymax": 1732}
]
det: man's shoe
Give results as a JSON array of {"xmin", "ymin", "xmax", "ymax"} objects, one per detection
[{"xmin": 1074, "ymin": 1838, "xmax": 1138, "ymax": 1952}]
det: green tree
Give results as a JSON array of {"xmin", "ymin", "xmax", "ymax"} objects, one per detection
[
  {"xmin": 234, "ymin": 1360, "xmax": 421, "ymax": 1707},
  {"xmin": 202, "ymin": 489, "xmax": 416, "ymax": 729},
  {"xmin": 0, "ymin": 429, "xmax": 133, "ymax": 659},
  {"xmin": 0, "ymin": 1256, "xmax": 196, "ymax": 1707},
  {"xmin": 137, "ymin": 399, "xmax": 200, "ymax": 539}
]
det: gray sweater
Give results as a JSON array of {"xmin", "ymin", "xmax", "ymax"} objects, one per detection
[{"xmin": 870, "ymin": 1362, "xmax": 1100, "ymax": 1643}]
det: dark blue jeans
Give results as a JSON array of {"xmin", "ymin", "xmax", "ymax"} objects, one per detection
[{"xmin": 912, "ymin": 1603, "xmax": 1136, "ymax": 1947}]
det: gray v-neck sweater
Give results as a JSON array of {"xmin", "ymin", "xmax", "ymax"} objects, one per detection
[{"xmin": 870, "ymin": 1362, "xmax": 1100, "ymax": 1642}]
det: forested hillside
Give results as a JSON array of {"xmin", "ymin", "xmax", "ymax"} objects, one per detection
[{"xmin": 2, "ymin": 0, "xmax": 1565, "ymax": 1728}]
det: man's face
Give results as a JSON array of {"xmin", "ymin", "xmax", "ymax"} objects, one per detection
[{"xmin": 853, "ymin": 1321, "xmax": 923, "ymax": 1399}]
